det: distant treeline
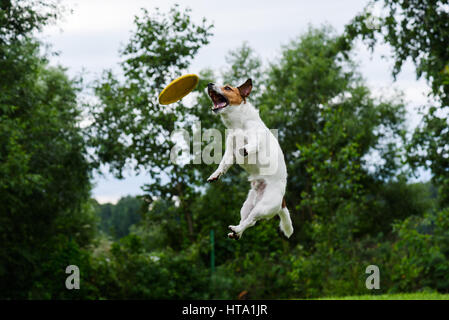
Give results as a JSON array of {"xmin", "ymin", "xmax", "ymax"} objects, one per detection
[{"xmin": 94, "ymin": 196, "xmax": 143, "ymax": 239}]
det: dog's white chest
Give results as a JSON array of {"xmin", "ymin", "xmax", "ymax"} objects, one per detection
[{"xmin": 219, "ymin": 104, "xmax": 287, "ymax": 182}]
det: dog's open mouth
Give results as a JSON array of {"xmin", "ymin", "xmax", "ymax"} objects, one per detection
[{"xmin": 208, "ymin": 89, "xmax": 229, "ymax": 112}]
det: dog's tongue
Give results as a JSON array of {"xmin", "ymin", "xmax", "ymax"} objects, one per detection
[{"xmin": 217, "ymin": 101, "xmax": 227, "ymax": 108}]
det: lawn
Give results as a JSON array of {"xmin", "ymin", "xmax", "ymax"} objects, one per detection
[{"xmin": 319, "ymin": 292, "xmax": 449, "ymax": 300}]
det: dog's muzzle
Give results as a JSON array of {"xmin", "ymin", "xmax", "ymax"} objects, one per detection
[{"xmin": 208, "ymin": 83, "xmax": 229, "ymax": 113}]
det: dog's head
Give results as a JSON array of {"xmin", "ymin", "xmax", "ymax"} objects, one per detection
[{"xmin": 207, "ymin": 79, "xmax": 252, "ymax": 113}]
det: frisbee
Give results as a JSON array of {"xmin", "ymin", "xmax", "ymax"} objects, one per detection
[{"xmin": 158, "ymin": 74, "xmax": 199, "ymax": 105}]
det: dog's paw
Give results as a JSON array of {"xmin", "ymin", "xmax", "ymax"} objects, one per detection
[
  {"xmin": 239, "ymin": 148, "xmax": 248, "ymax": 157},
  {"xmin": 228, "ymin": 225, "xmax": 242, "ymax": 239},
  {"xmin": 207, "ymin": 176, "xmax": 218, "ymax": 183},
  {"xmin": 227, "ymin": 232, "xmax": 239, "ymax": 240},
  {"xmin": 207, "ymin": 171, "xmax": 222, "ymax": 183}
]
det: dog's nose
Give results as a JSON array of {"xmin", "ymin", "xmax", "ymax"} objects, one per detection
[{"xmin": 207, "ymin": 82, "xmax": 214, "ymax": 88}]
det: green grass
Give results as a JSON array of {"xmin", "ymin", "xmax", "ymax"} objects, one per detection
[{"xmin": 318, "ymin": 292, "xmax": 449, "ymax": 300}]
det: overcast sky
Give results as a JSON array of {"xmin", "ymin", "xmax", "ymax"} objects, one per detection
[{"xmin": 40, "ymin": 0, "xmax": 431, "ymax": 203}]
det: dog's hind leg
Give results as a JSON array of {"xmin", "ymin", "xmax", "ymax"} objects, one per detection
[
  {"xmin": 228, "ymin": 188, "xmax": 256, "ymax": 239},
  {"xmin": 229, "ymin": 182, "xmax": 283, "ymax": 239},
  {"xmin": 228, "ymin": 181, "xmax": 260, "ymax": 239},
  {"xmin": 240, "ymin": 188, "xmax": 256, "ymax": 223}
]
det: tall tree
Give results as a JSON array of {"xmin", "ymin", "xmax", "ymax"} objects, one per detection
[
  {"xmin": 0, "ymin": 0, "xmax": 95, "ymax": 299},
  {"xmin": 89, "ymin": 6, "xmax": 213, "ymax": 240},
  {"xmin": 344, "ymin": 0, "xmax": 449, "ymax": 205},
  {"xmin": 258, "ymin": 26, "xmax": 407, "ymax": 244}
]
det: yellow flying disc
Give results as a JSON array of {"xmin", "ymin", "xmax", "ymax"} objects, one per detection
[{"xmin": 158, "ymin": 74, "xmax": 199, "ymax": 105}]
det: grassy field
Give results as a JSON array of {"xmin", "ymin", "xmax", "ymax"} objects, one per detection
[{"xmin": 319, "ymin": 292, "xmax": 449, "ymax": 300}]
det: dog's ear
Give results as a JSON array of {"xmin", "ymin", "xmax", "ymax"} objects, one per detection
[{"xmin": 238, "ymin": 79, "xmax": 252, "ymax": 102}]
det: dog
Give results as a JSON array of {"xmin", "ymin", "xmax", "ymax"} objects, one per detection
[{"xmin": 207, "ymin": 78, "xmax": 293, "ymax": 240}]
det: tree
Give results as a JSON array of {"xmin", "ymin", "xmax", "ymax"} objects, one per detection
[
  {"xmin": 0, "ymin": 0, "xmax": 96, "ymax": 299},
  {"xmin": 89, "ymin": 6, "xmax": 213, "ymax": 239},
  {"xmin": 221, "ymin": 42, "xmax": 264, "ymax": 87},
  {"xmin": 344, "ymin": 0, "xmax": 449, "ymax": 205},
  {"xmin": 0, "ymin": 0, "xmax": 61, "ymax": 44},
  {"xmin": 258, "ymin": 26, "xmax": 407, "ymax": 245},
  {"xmin": 95, "ymin": 196, "xmax": 144, "ymax": 239}
]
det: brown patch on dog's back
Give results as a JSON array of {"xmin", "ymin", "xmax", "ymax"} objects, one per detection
[{"xmin": 220, "ymin": 84, "xmax": 243, "ymax": 105}]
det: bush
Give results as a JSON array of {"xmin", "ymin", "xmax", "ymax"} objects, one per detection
[
  {"xmin": 102, "ymin": 234, "xmax": 210, "ymax": 299},
  {"xmin": 389, "ymin": 208, "xmax": 449, "ymax": 293}
]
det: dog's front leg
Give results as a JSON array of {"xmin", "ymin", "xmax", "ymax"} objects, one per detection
[
  {"xmin": 207, "ymin": 133, "xmax": 234, "ymax": 183},
  {"xmin": 239, "ymin": 125, "xmax": 260, "ymax": 157},
  {"xmin": 239, "ymin": 141, "xmax": 257, "ymax": 157}
]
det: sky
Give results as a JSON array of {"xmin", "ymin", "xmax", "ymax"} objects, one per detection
[{"xmin": 40, "ymin": 0, "xmax": 432, "ymax": 204}]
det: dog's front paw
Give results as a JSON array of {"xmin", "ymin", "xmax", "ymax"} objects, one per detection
[
  {"xmin": 239, "ymin": 147, "xmax": 248, "ymax": 157},
  {"xmin": 207, "ymin": 171, "xmax": 222, "ymax": 183}
]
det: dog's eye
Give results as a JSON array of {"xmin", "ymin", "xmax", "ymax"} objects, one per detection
[{"xmin": 224, "ymin": 86, "xmax": 232, "ymax": 91}]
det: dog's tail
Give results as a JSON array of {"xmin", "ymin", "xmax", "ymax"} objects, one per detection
[{"xmin": 279, "ymin": 198, "xmax": 293, "ymax": 238}]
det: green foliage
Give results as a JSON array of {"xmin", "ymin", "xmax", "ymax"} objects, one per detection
[
  {"xmin": 95, "ymin": 196, "xmax": 144, "ymax": 239},
  {"xmin": 31, "ymin": 238, "xmax": 101, "ymax": 299},
  {"xmin": 342, "ymin": 5, "xmax": 449, "ymax": 294},
  {"xmin": 390, "ymin": 208, "xmax": 449, "ymax": 292},
  {"xmin": 345, "ymin": 0, "xmax": 449, "ymax": 101},
  {"xmin": 222, "ymin": 42, "xmax": 264, "ymax": 88},
  {"xmin": 0, "ymin": 46, "xmax": 96, "ymax": 297},
  {"xmin": 409, "ymin": 107, "xmax": 449, "ymax": 206},
  {"xmin": 0, "ymin": 0, "xmax": 61, "ymax": 44},
  {"xmin": 0, "ymin": 0, "xmax": 96, "ymax": 299},
  {"xmin": 344, "ymin": 0, "xmax": 449, "ymax": 205},
  {"xmin": 105, "ymin": 234, "xmax": 210, "ymax": 299}
]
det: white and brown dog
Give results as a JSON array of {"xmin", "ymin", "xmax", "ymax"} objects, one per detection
[{"xmin": 207, "ymin": 79, "xmax": 293, "ymax": 240}]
